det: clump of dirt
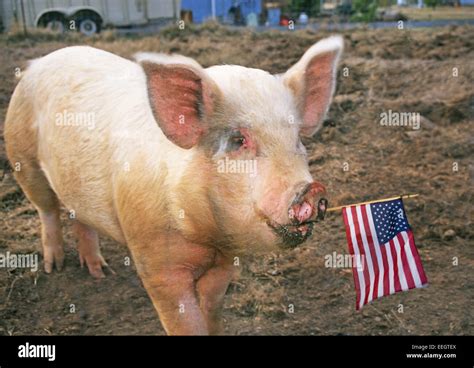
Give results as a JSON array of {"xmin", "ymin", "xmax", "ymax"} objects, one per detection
[{"xmin": 0, "ymin": 25, "xmax": 472, "ymax": 335}]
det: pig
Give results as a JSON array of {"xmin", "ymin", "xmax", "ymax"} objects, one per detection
[{"xmin": 4, "ymin": 36, "xmax": 343, "ymax": 335}]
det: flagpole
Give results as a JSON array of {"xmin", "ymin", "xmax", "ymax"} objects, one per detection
[{"xmin": 325, "ymin": 194, "xmax": 419, "ymax": 213}]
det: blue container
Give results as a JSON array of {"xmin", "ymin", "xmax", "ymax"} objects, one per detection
[
  {"xmin": 181, "ymin": 0, "xmax": 262, "ymax": 24},
  {"xmin": 267, "ymin": 7, "xmax": 281, "ymax": 26}
]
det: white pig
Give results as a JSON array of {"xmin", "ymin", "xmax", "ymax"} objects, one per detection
[{"xmin": 4, "ymin": 36, "xmax": 343, "ymax": 335}]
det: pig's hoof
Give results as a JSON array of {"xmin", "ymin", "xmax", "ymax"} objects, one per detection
[
  {"xmin": 43, "ymin": 248, "xmax": 65, "ymax": 274},
  {"xmin": 44, "ymin": 262, "xmax": 53, "ymax": 274},
  {"xmin": 79, "ymin": 253, "xmax": 108, "ymax": 279}
]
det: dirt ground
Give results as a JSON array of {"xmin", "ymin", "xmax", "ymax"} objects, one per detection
[{"xmin": 0, "ymin": 24, "xmax": 472, "ymax": 335}]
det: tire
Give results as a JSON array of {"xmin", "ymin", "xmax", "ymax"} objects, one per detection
[
  {"xmin": 38, "ymin": 13, "xmax": 66, "ymax": 33},
  {"xmin": 76, "ymin": 16, "xmax": 101, "ymax": 36}
]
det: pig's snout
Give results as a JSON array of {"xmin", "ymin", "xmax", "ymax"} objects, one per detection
[
  {"xmin": 265, "ymin": 181, "xmax": 326, "ymax": 249},
  {"xmin": 289, "ymin": 201, "xmax": 313, "ymax": 223},
  {"xmin": 288, "ymin": 182, "xmax": 326, "ymax": 224}
]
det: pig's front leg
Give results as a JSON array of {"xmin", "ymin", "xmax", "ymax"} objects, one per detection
[
  {"xmin": 141, "ymin": 268, "xmax": 209, "ymax": 335},
  {"xmin": 196, "ymin": 256, "xmax": 235, "ymax": 335},
  {"xmin": 128, "ymin": 236, "xmax": 218, "ymax": 335}
]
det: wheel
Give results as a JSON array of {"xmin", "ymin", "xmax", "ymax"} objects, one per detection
[
  {"xmin": 38, "ymin": 13, "xmax": 66, "ymax": 33},
  {"xmin": 76, "ymin": 16, "xmax": 101, "ymax": 36},
  {"xmin": 46, "ymin": 19, "xmax": 65, "ymax": 33}
]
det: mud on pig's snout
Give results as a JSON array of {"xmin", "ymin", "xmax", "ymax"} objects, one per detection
[{"xmin": 288, "ymin": 181, "xmax": 326, "ymax": 224}]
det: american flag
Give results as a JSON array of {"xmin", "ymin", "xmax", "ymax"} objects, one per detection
[{"xmin": 342, "ymin": 199, "xmax": 428, "ymax": 310}]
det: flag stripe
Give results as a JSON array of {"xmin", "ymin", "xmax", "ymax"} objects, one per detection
[
  {"xmin": 389, "ymin": 239, "xmax": 402, "ymax": 293},
  {"xmin": 365, "ymin": 204, "xmax": 386, "ymax": 298},
  {"xmin": 359, "ymin": 205, "xmax": 380, "ymax": 302},
  {"xmin": 346, "ymin": 207, "xmax": 367, "ymax": 310},
  {"xmin": 385, "ymin": 238, "xmax": 395, "ymax": 294},
  {"xmin": 392, "ymin": 235, "xmax": 409, "ymax": 291},
  {"xmin": 355, "ymin": 205, "xmax": 376, "ymax": 303},
  {"xmin": 342, "ymin": 208, "xmax": 363, "ymax": 310},
  {"xmin": 397, "ymin": 232, "xmax": 416, "ymax": 289},
  {"xmin": 407, "ymin": 230, "xmax": 428, "ymax": 285},
  {"xmin": 400, "ymin": 231, "xmax": 423, "ymax": 287},
  {"xmin": 350, "ymin": 206, "xmax": 372, "ymax": 307},
  {"xmin": 380, "ymin": 243, "xmax": 390, "ymax": 296}
]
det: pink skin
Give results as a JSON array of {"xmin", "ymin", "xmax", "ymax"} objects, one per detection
[
  {"xmin": 226, "ymin": 128, "xmax": 257, "ymax": 159},
  {"xmin": 289, "ymin": 181, "xmax": 326, "ymax": 224},
  {"xmin": 236, "ymin": 128, "xmax": 257, "ymax": 153},
  {"xmin": 38, "ymin": 209, "xmax": 65, "ymax": 273},
  {"xmin": 228, "ymin": 128, "xmax": 325, "ymax": 228},
  {"xmin": 142, "ymin": 63, "xmax": 217, "ymax": 149},
  {"xmin": 293, "ymin": 201, "xmax": 313, "ymax": 223},
  {"xmin": 73, "ymin": 220, "xmax": 109, "ymax": 279}
]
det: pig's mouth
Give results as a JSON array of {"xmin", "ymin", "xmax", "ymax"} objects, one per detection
[
  {"xmin": 253, "ymin": 203, "xmax": 317, "ymax": 248},
  {"xmin": 266, "ymin": 220, "xmax": 314, "ymax": 248}
]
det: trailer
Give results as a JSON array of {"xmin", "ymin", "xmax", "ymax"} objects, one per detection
[{"xmin": 0, "ymin": 0, "xmax": 181, "ymax": 35}]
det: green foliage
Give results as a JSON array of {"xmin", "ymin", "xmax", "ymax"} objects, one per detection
[
  {"xmin": 350, "ymin": 0, "xmax": 378, "ymax": 22},
  {"xmin": 290, "ymin": 0, "xmax": 320, "ymax": 17},
  {"xmin": 424, "ymin": 0, "xmax": 440, "ymax": 9}
]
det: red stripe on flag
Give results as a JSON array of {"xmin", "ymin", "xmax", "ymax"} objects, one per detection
[
  {"xmin": 360, "ymin": 204, "xmax": 380, "ymax": 302},
  {"xmin": 407, "ymin": 230, "xmax": 428, "ymax": 285},
  {"xmin": 350, "ymin": 206, "xmax": 371, "ymax": 307},
  {"xmin": 389, "ymin": 239, "xmax": 402, "ymax": 293},
  {"xmin": 379, "ymin": 237, "xmax": 390, "ymax": 297},
  {"xmin": 397, "ymin": 232, "xmax": 416, "ymax": 289},
  {"xmin": 342, "ymin": 208, "xmax": 362, "ymax": 310}
]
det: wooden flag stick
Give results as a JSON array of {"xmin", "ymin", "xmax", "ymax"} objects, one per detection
[{"xmin": 325, "ymin": 194, "xmax": 419, "ymax": 213}]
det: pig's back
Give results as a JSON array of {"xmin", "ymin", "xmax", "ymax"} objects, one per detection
[{"xmin": 21, "ymin": 46, "xmax": 175, "ymax": 242}]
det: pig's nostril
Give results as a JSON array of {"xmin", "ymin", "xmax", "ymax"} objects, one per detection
[
  {"xmin": 289, "ymin": 181, "xmax": 326, "ymax": 224},
  {"xmin": 290, "ymin": 201, "xmax": 314, "ymax": 223}
]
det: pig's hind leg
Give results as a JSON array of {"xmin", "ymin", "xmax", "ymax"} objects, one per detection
[
  {"xmin": 10, "ymin": 163, "xmax": 65, "ymax": 274},
  {"xmin": 73, "ymin": 221, "xmax": 108, "ymax": 279},
  {"xmin": 5, "ymin": 83, "xmax": 64, "ymax": 273}
]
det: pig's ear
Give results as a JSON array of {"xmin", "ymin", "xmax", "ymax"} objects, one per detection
[
  {"xmin": 137, "ymin": 53, "xmax": 221, "ymax": 149},
  {"xmin": 283, "ymin": 36, "xmax": 343, "ymax": 137}
]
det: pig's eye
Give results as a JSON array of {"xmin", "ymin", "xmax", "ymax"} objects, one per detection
[{"xmin": 228, "ymin": 132, "xmax": 247, "ymax": 151}]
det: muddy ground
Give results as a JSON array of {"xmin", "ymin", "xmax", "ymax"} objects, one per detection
[{"xmin": 0, "ymin": 24, "xmax": 472, "ymax": 335}]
